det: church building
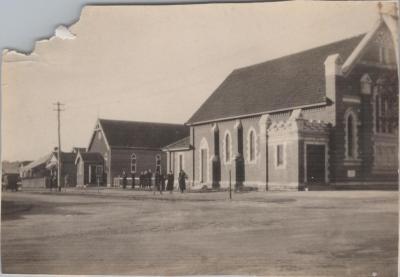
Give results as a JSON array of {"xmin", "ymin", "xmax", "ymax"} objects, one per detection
[
  {"xmin": 82, "ymin": 118, "xmax": 189, "ymax": 186},
  {"xmin": 166, "ymin": 9, "xmax": 399, "ymax": 191}
]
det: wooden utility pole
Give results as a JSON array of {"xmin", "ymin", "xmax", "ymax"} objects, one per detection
[{"xmin": 53, "ymin": 102, "xmax": 65, "ymax": 192}]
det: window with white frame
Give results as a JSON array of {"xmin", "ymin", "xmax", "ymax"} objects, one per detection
[
  {"xmin": 130, "ymin": 153, "xmax": 137, "ymax": 173},
  {"xmin": 276, "ymin": 144, "xmax": 284, "ymax": 167},
  {"xmin": 155, "ymin": 154, "xmax": 161, "ymax": 174}
]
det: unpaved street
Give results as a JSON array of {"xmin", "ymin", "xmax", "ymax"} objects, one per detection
[{"xmin": 1, "ymin": 190, "xmax": 398, "ymax": 276}]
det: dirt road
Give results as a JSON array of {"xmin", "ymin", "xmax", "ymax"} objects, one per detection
[{"xmin": 1, "ymin": 190, "xmax": 398, "ymax": 276}]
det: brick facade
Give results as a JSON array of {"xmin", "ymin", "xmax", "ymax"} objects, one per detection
[{"xmin": 176, "ymin": 19, "xmax": 398, "ymax": 191}]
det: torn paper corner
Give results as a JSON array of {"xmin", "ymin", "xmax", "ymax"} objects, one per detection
[
  {"xmin": 2, "ymin": 49, "xmax": 40, "ymax": 63},
  {"xmin": 2, "ymin": 24, "xmax": 76, "ymax": 62},
  {"xmin": 54, "ymin": 25, "xmax": 76, "ymax": 40}
]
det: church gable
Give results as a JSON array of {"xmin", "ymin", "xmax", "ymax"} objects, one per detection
[{"xmin": 357, "ymin": 25, "xmax": 397, "ymax": 68}]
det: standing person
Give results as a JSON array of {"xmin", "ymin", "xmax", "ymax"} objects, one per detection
[
  {"xmin": 147, "ymin": 169, "xmax": 153, "ymax": 191},
  {"xmin": 140, "ymin": 171, "xmax": 145, "ymax": 189},
  {"xmin": 64, "ymin": 174, "xmax": 69, "ymax": 190},
  {"xmin": 52, "ymin": 171, "xmax": 57, "ymax": 192},
  {"xmin": 167, "ymin": 171, "xmax": 174, "ymax": 193},
  {"xmin": 178, "ymin": 169, "xmax": 187, "ymax": 193},
  {"xmin": 122, "ymin": 170, "xmax": 127, "ymax": 189},
  {"xmin": 160, "ymin": 173, "xmax": 166, "ymax": 192},
  {"xmin": 48, "ymin": 173, "xmax": 53, "ymax": 191},
  {"xmin": 155, "ymin": 171, "xmax": 160, "ymax": 192},
  {"xmin": 145, "ymin": 171, "xmax": 149, "ymax": 189},
  {"xmin": 153, "ymin": 170, "xmax": 158, "ymax": 195},
  {"xmin": 131, "ymin": 172, "xmax": 136, "ymax": 189}
]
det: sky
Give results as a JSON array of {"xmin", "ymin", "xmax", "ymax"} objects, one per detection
[{"xmin": 1, "ymin": 1, "xmax": 383, "ymax": 161}]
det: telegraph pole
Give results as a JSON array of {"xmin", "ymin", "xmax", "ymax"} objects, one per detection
[{"xmin": 53, "ymin": 102, "xmax": 65, "ymax": 192}]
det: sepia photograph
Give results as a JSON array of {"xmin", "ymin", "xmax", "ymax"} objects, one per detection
[{"xmin": 1, "ymin": 1, "xmax": 399, "ymax": 276}]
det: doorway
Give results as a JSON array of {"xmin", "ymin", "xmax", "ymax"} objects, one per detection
[{"xmin": 306, "ymin": 144, "xmax": 326, "ymax": 184}]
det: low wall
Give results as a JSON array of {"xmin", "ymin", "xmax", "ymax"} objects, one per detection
[{"xmin": 21, "ymin": 177, "xmax": 49, "ymax": 188}]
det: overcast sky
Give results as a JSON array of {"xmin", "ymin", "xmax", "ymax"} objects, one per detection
[{"xmin": 2, "ymin": 1, "xmax": 382, "ymax": 161}]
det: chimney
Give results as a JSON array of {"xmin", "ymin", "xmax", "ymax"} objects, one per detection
[{"xmin": 324, "ymin": 54, "xmax": 342, "ymax": 103}]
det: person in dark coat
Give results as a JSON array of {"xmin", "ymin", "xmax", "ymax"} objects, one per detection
[
  {"xmin": 178, "ymin": 170, "xmax": 187, "ymax": 193},
  {"xmin": 121, "ymin": 170, "xmax": 127, "ymax": 189},
  {"xmin": 166, "ymin": 171, "xmax": 174, "ymax": 193},
  {"xmin": 139, "ymin": 171, "xmax": 144, "ymax": 189},
  {"xmin": 64, "ymin": 174, "xmax": 69, "ymax": 189},
  {"xmin": 52, "ymin": 171, "xmax": 58, "ymax": 191},
  {"xmin": 154, "ymin": 171, "xmax": 160, "ymax": 194},
  {"xmin": 131, "ymin": 172, "xmax": 136, "ymax": 189},
  {"xmin": 148, "ymin": 169, "xmax": 153, "ymax": 190},
  {"xmin": 160, "ymin": 174, "xmax": 166, "ymax": 192}
]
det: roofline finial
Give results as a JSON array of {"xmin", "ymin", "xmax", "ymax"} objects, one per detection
[
  {"xmin": 378, "ymin": 2, "xmax": 383, "ymax": 17},
  {"xmin": 378, "ymin": 2, "xmax": 398, "ymax": 19}
]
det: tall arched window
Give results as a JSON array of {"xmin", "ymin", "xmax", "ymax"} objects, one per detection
[
  {"xmin": 130, "ymin": 153, "xmax": 136, "ymax": 173},
  {"xmin": 375, "ymin": 93, "xmax": 380, "ymax": 133},
  {"xmin": 347, "ymin": 116, "xmax": 354, "ymax": 158},
  {"xmin": 249, "ymin": 130, "xmax": 255, "ymax": 161},
  {"xmin": 345, "ymin": 110, "xmax": 358, "ymax": 160},
  {"xmin": 225, "ymin": 133, "xmax": 231, "ymax": 163},
  {"xmin": 155, "ymin": 154, "xmax": 161, "ymax": 174}
]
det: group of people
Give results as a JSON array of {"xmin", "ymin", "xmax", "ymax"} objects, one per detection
[
  {"xmin": 120, "ymin": 169, "xmax": 188, "ymax": 193},
  {"xmin": 48, "ymin": 171, "xmax": 70, "ymax": 192}
]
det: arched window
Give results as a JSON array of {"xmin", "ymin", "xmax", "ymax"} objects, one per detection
[
  {"xmin": 347, "ymin": 116, "xmax": 354, "ymax": 158},
  {"xmin": 373, "ymin": 78, "xmax": 398, "ymax": 134},
  {"xmin": 375, "ymin": 93, "xmax": 380, "ymax": 133},
  {"xmin": 225, "ymin": 133, "xmax": 231, "ymax": 163},
  {"xmin": 249, "ymin": 130, "xmax": 255, "ymax": 161},
  {"xmin": 344, "ymin": 110, "xmax": 358, "ymax": 160},
  {"xmin": 199, "ymin": 138, "xmax": 209, "ymax": 183},
  {"xmin": 155, "ymin": 154, "xmax": 161, "ymax": 174},
  {"xmin": 130, "ymin": 153, "xmax": 136, "ymax": 173}
]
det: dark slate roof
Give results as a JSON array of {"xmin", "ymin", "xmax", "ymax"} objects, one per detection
[
  {"xmin": 187, "ymin": 34, "xmax": 365, "ymax": 124},
  {"xmin": 80, "ymin": 152, "xmax": 104, "ymax": 163},
  {"xmin": 162, "ymin": 136, "xmax": 191, "ymax": 151},
  {"xmin": 54, "ymin": 152, "xmax": 77, "ymax": 163},
  {"xmin": 99, "ymin": 119, "xmax": 189, "ymax": 149}
]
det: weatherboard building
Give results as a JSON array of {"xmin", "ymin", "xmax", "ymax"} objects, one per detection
[
  {"xmin": 165, "ymin": 11, "xmax": 399, "ymax": 191},
  {"xmin": 80, "ymin": 118, "xmax": 189, "ymax": 186}
]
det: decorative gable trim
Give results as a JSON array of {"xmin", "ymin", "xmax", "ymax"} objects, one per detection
[
  {"xmin": 341, "ymin": 19, "xmax": 383, "ymax": 76},
  {"xmin": 87, "ymin": 119, "xmax": 111, "ymax": 152},
  {"xmin": 342, "ymin": 12, "xmax": 398, "ymax": 76},
  {"xmin": 74, "ymin": 151, "xmax": 82, "ymax": 165}
]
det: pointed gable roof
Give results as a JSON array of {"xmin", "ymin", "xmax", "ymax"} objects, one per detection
[
  {"xmin": 75, "ymin": 152, "xmax": 104, "ymax": 165},
  {"xmin": 187, "ymin": 34, "xmax": 365, "ymax": 125},
  {"xmin": 98, "ymin": 119, "xmax": 189, "ymax": 149},
  {"xmin": 162, "ymin": 136, "xmax": 191, "ymax": 151}
]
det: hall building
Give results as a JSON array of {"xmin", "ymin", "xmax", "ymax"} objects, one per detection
[
  {"xmin": 81, "ymin": 118, "xmax": 189, "ymax": 186},
  {"xmin": 165, "ymin": 10, "xmax": 399, "ymax": 191}
]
